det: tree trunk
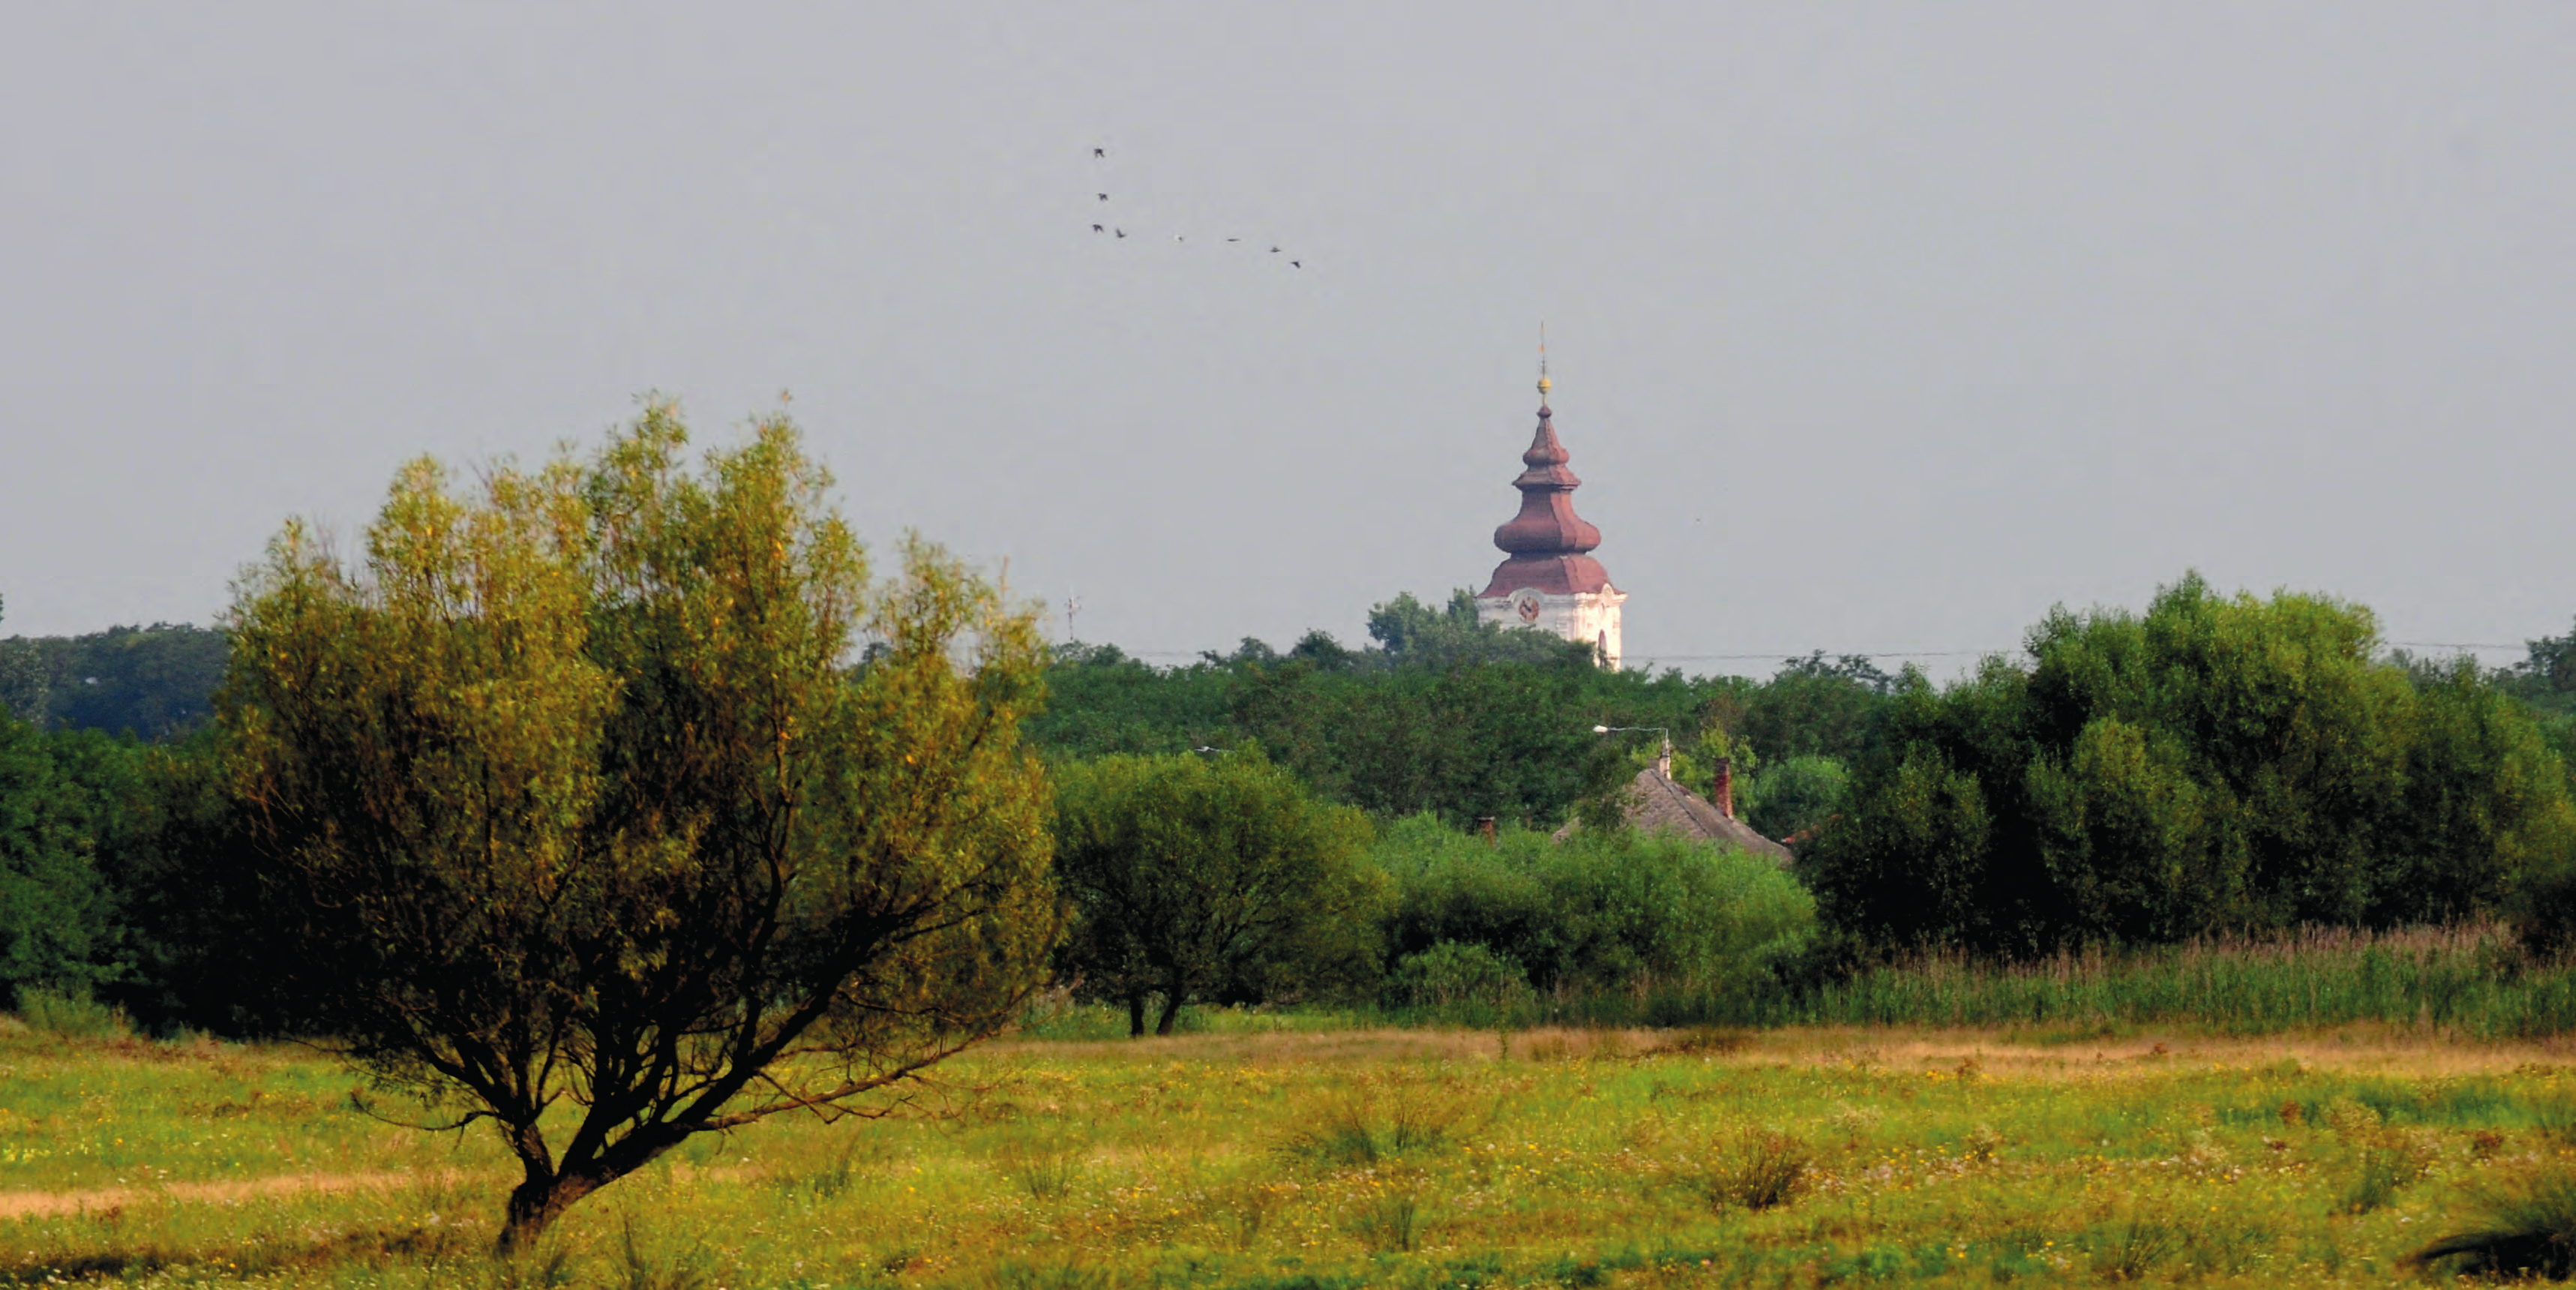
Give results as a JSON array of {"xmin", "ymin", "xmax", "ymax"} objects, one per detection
[
  {"xmin": 1127, "ymin": 989, "xmax": 1146, "ymax": 1038},
  {"xmin": 1154, "ymin": 970, "xmax": 1186, "ymax": 1036},
  {"xmin": 497, "ymin": 1170, "xmax": 600, "ymax": 1255},
  {"xmin": 494, "ymin": 1124, "xmax": 688, "ymax": 1253}
]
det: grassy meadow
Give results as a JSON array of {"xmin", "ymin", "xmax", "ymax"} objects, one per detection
[{"xmin": 11, "ymin": 1006, "xmax": 2576, "ymax": 1288}]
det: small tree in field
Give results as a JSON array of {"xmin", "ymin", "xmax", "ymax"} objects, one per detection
[
  {"xmin": 222, "ymin": 406, "xmax": 1059, "ymax": 1250},
  {"xmin": 1052, "ymin": 751, "xmax": 1384, "ymax": 1036}
]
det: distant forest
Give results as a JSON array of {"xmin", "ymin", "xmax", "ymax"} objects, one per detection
[
  {"xmin": 0, "ymin": 616, "xmax": 227, "ymax": 739},
  {"xmin": 4, "ymin": 589, "xmax": 2573, "ymax": 824},
  {"xmin": 7, "ymin": 586, "xmax": 2571, "ymax": 851}
]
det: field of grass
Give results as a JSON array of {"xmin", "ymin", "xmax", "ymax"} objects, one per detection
[{"xmin": 11, "ymin": 1010, "xmax": 2576, "ymax": 1288}]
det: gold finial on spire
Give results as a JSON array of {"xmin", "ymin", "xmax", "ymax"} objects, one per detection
[{"xmin": 1537, "ymin": 322, "xmax": 1552, "ymax": 401}]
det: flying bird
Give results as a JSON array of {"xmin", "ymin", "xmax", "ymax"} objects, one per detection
[
  {"xmin": 1174, "ymin": 235, "xmax": 1186, "ymax": 243},
  {"xmin": 1093, "ymin": 148, "xmax": 1105, "ymax": 158},
  {"xmin": 1115, "ymin": 228, "xmax": 1126, "ymax": 238},
  {"xmin": 1290, "ymin": 260, "xmax": 1301, "ymax": 268},
  {"xmin": 1269, "ymin": 246, "xmax": 1280, "ymax": 253},
  {"xmin": 1092, "ymin": 224, "xmax": 1104, "ymax": 232},
  {"xmin": 1097, "ymin": 193, "xmax": 1109, "ymax": 201},
  {"xmin": 1226, "ymin": 238, "xmax": 1240, "ymax": 243}
]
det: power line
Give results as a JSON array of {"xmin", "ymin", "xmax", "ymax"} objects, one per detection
[
  {"xmin": 1091, "ymin": 640, "xmax": 2539, "ymax": 665},
  {"xmin": 1630, "ymin": 650, "xmax": 1994, "ymax": 662}
]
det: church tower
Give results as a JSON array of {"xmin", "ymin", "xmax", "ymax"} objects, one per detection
[{"xmin": 1474, "ymin": 366, "xmax": 1626, "ymax": 669}]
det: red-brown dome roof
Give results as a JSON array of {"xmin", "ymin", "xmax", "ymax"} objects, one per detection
[{"xmin": 1480, "ymin": 404, "xmax": 1615, "ymax": 598}]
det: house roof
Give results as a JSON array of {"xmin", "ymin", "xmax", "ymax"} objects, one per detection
[{"xmin": 1557, "ymin": 765, "xmax": 1795, "ymax": 866}]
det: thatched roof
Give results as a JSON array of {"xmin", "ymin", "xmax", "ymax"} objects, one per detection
[{"xmin": 1556, "ymin": 765, "xmax": 1795, "ymax": 867}]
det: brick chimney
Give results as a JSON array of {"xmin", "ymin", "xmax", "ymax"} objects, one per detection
[{"xmin": 1713, "ymin": 758, "xmax": 1735, "ymax": 820}]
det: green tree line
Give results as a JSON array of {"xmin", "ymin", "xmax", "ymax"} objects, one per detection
[
  {"xmin": 13, "ymin": 572, "xmax": 2575, "ymax": 1042},
  {"xmin": 11, "ymin": 578, "xmax": 2576, "ymax": 1022},
  {"xmin": 0, "ymin": 614, "xmax": 228, "ymax": 738},
  {"xmin": 1802, "ymin": 577, "xmax": 2576, "ymax": 960}
]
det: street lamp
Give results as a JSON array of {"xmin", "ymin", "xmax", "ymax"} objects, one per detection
[{"xmin": 1593, "ymin": 724, "xmax": 1672, "ymax": 761}]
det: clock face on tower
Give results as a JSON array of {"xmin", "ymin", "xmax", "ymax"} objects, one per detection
[{"xmin": 1511, "ymin": 590, "xmax": 1543, "ymax": 623}]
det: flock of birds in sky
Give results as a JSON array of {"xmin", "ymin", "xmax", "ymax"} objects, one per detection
[{"xmin": 1087, "ymin": 147, "xmax": 1304, "ymax": 270}]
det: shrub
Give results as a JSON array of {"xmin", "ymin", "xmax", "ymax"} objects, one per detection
[
  {"xmin": 1282, "ymin": 1077, "xmax": 1478, "ymax": 1167},
  {"xmin": 1347, "ymin": 1168, "xmax": 1429, "ymax": 1253},
  {"xmin": 994, "ymin": 1130, "xmax": 1089, "ymax": 1199},
  {"xmin": 12, "ymin": 986, "xmax": 127, "ymax": 1039},
  {"xmin": 2090, "ymin": 1210, "xmax": 2183, "ymax": 1281},
  {"xmin": 2341, "ymin": 1132, "xmax": 2434, "ymax": 1214},
  {"xmin": 1705, "ymin": 1130, "xmax": 1812, "ymax": 1211},
  {"xmin": 1387, "ymin": 941, "xmax": 1532, "ymax": 1016},
  {"xmin": 1370, "ymin": 813, "xmax": 1815, "ymax": 1011}
]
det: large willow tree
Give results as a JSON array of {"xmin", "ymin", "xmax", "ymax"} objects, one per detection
[{"xmin": 223, "ymin": 406, "xmax": 1058, "ymax": 1249}]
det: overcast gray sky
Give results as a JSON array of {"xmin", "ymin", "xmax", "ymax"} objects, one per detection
[{"xmin": 6, "ymin": 3, "xmax": 2574, "ymax": 674}]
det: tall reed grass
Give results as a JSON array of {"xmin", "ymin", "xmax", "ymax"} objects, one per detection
[
  {"xmin": 1780, "ymin": 925, "xmax": 2576, "ymax": 1039},
  {"xmin": 1324, "ymin": 923, "xmax": 2576, "ymax": 1037}
]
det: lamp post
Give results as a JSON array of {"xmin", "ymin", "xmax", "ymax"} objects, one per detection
[
  {"xmin": 1593, "ymin": 723, "xmax": 1668, "ymax": 743},
  {"xmin": 1593, "ymin": 724, "xmax": 1672, "ymax": 768}
]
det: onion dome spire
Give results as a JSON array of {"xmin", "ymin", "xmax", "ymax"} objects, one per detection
[{"xmin": 1479, "ymin": 358, "xmax": 1613, "ymax": 598}]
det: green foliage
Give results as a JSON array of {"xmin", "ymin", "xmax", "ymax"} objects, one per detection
[
  {"xmin": 1387, "ymin": 940, "xmax": 1534, "ymax": 1017},
  {"xmin": 1365, "ymin": 589, "xmax": 1589, "ymax": 668},
  {"xmin": 24, "ymin": 622, "xmax": 229, "ymax": 738},
  {"xmin": 1770, "ymin": 925, "xmax": 2576, "ymax": 1036},
  {"xmin": 1051, "ymin": 750, "xmax": 1387, "ymax": 1034},
  {"xmin": 0, "ymin": 717, "xmax": 144, "ymax": 1000},
  {"xmin": 1023, "ymin": 644, "xmax": 1237, "ymax": 759},
  {"xmin": 2498, "ymin": 623, "xmax": 2576, "ymax": 956},
  {"xmin": 2339, "ymin": 1130, "xmax": 2433, "ymax": 1214},
  {"xmin": 1232, "ymin": 650, "xmax": 1624, "ymax": 826},
  {"xmin": 69, "ymin": 730, "xmax": 274, "ymax": 1031},
  {"xmin": 218, "ymin": 404, "xmax": 1059, "ymax": 1249},
  {"xmin": 1739, "ymin": 754, "xmax": 1850, "ymax": 842},
  {"xmin": 0, "ymin": 594, "xmax": 45, "ymax": 724},
  {"xmin": 1371, "ymin": 814, "xmax": 1815, "ymax": 1010},
  {"xmin": 0, "ymin": 601, "xmax": 202, "ymax": 1015},
  {"xmin": 10, "ymin": 984, "xmax": 130, "ymax": 1038},
  {"xmin": 1804, "ymin": 573, "xmax": 2576, "ymax": 955},
  {"xmin": 1738, "ymin": 652, "xmax": 1896, "ymax": 764},
  {"xmin": 2504, "ymin": 616, "xmax": 2576, "ymax": 718},
  {"xmin": 1021, "ymin": 592, "xmax": 1876, "ymax": 832},
  {"xmin": 1704, "ymin": 1130, "xmax": 1813, "ymax": 1211},
  {"xmin": 1659, "ymin": 726, "xmax": 1756, "ymax": 805},
  {"xmin": 0, "ymin": 596, "xmax": 231, "ymax": 739}
]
